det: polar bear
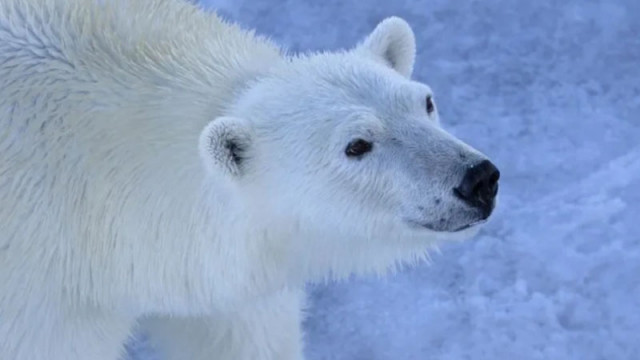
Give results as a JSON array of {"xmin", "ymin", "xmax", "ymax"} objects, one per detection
[{"xmin": 0, "ymin": 0, "xmax": 500, "ymax": 359}]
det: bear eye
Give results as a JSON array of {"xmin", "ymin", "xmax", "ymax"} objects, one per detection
[
  {"xmin": 345, "ymin": 139, "xmax": 373, "ymax": 158},
  {"xmin": 426, "ymin": 95, "xmax": 435, "ymax": 114}
]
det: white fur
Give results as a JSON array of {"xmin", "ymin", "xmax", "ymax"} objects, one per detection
[{"xmin": 0, "ymin": 1, "xmax": 493, "ymax": 359}]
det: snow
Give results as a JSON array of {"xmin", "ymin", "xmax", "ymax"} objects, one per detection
[{"xmin": 127, "ymin": 0, "xmax": 640, "ymax": 359}]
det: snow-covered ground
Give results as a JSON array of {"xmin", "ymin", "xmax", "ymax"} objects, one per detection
[{"xmin": 127, "ymin": 0, "xmax": 640, "ymax": 359}]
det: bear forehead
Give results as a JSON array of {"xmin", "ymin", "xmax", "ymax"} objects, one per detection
[{"xmin": 265, "ymin": 55, "xmax": 432, "ymax": 116}]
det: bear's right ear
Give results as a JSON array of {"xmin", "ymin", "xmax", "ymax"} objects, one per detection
[
  {"xmin": 199, "ymin": 116, "xmax": 253, "ymax": 178},
  {"xmin": 355, "ymin": 17, "xmax": 416, "ymax": 78}
]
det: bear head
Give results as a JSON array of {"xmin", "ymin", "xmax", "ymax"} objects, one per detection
[{"xmin": 198, "ymin": 17, "xmax": 500, "ymax": 279}]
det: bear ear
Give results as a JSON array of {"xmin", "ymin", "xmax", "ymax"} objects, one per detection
[
  {"xmin": 199, "ymin": 116, "xmax": 253, "ymax": 178},
  {"xmin": 356, "ymin": 17, "xmax": 416, "ymax": 78}
]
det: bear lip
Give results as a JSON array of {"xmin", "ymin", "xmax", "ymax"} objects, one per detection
[
  {"xmin": 407, "ymin": 219, "xmax": 487, "ymax": 233},
  {"xmin": 450, "ymin": 219, "xmax": 487, "ymax": 232}
]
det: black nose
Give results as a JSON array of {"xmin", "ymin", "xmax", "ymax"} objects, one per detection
[{"xmin": 454, "ymin": 160, "xmax": 500, "ymax": 217}]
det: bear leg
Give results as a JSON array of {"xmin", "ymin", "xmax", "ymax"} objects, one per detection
[
  {"xmin": 1, "ymin": 304, "xmax": 134, "ymax": 360},
  {"xmin": 143, "ymin": 289, "xmax": 305, "ymax": 360}
]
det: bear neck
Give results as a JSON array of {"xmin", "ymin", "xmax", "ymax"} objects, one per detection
[{"xmin": 50, "ymin": 3, "xmax": 294, "ymax": 308}]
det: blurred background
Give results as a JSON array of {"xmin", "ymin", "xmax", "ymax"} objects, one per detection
[{"xmin": 129, "ymin": 0, "xmax": 640, "ymax": 359}]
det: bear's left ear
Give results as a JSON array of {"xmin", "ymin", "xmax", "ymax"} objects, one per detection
[
  {"xmin": 356, "ymin": 17, "xmax": 416, "ymax": 78},
  {"xmin": 198, "ymin": 116, "xmax": 253, "ymax": 179}
]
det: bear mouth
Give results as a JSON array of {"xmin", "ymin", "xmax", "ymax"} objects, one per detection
[
  {"xmin": 408, "ymin": 219, "xmax": 487, "ymax": 233},
  {"xmin": 448, "ymin": 220, "xmax": 487, "ymax": 232}
]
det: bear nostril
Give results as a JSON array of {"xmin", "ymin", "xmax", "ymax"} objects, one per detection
[
  {"xmin": 489, "ymin": 171, "xmax": 500, "ymax": 186},
  {"xmin": 488, "ymin": 170, "xmax": 500, "ymax": 197}
]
